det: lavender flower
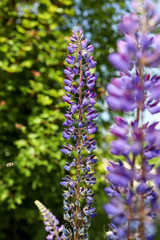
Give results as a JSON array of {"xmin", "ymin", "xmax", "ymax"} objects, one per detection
[
  {"xmin": 106, "ymin": 0, "xmax": 160, "ymax": 239},
  {"xmin": 61, "ymin": 29, "xmax": 98, "ymax": 239},
  {"xmin": 34, "ymin": 200, "xmax": 64, "ymax": 240}
]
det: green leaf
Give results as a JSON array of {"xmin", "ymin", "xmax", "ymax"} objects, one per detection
[
  {"xmin": 37, "ymin": 94, "xmax": 53, "ymax": 105},
  {"xmin": 15, "ymin": 139, "xmax": 27, "ymax": 148},
  {"xmin": 20, "ymin": 60, "xmax": 33, "ymax": 68}
]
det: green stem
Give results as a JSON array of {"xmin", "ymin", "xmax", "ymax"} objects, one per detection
[
  {"xmin": 138, "ymin": 65, "xmax": 145, "ymax": 240},
  {"xmin": 75, "ymin": 59, "xmax": 83, "ymax": 240}
]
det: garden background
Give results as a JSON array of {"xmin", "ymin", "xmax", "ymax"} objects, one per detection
[{"xmin": 0, "ymin": 0, "xmax": 160, "ymax": 239}]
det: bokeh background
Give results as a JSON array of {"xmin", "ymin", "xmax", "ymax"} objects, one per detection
[{"xmin": 0, "ymin": 0, "xmax": 160, "ymax": 239}]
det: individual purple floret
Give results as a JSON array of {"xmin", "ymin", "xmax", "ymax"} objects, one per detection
[
  {"xmin": 106, "ymin": 0, "xmax": 160, "ymax": 239},
  {"xmin": 34, "ymin": 200, "xmax": 64, "ymax": 240},
  {"xmin": 61, "ymin": 29, "xmax": 98, "ymax": 240}
]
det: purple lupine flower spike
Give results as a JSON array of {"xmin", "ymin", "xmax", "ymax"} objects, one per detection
[
  {"xmin": 106, "ymin": 0, "xmax": 160, "ymax": 240},
  {"xmin": 35, "ymin": 200, "xmax": 64, "ymax": 240},
  {"xmin": 61, "ymin": 29, "xmax": 98, "ymax": 240}
]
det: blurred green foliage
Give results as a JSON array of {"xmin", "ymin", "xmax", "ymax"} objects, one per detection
[{"xmin": 0, "ymin": 0, "xmax": 73, "ymax": 239}]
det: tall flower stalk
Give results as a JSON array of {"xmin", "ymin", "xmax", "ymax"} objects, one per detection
[
  {"xmin": 61, "ymin": 29, "xmax": 98, "ymax": 240},
  {"xmin": 35, "ymin": 29, "xmax": 98, "ymax": 240},
  {"xmin": 105, "ymin": 0, "xmax": 160, "ymax": 239}
]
